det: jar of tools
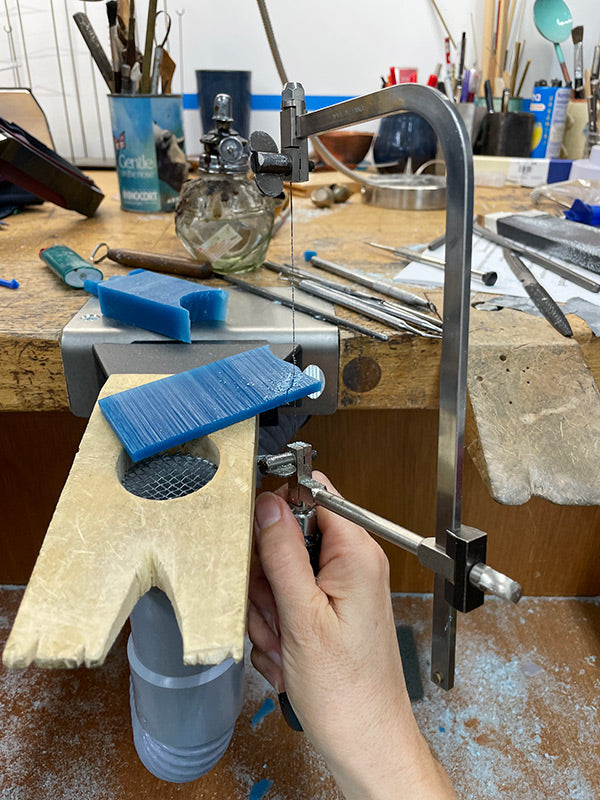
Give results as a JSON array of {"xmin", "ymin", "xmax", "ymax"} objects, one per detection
[{"xmin": 175, "ymin": 93, "xmax": 279, "ymax": 273}]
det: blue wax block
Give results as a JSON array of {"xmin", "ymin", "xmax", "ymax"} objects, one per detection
[
  {"xmin": 99, "ymin": 345, "xmax": 322, "ymax": 462},
  {"xmin": 84, "ymin": 269, "xmax": 228, "ymax": 343}
]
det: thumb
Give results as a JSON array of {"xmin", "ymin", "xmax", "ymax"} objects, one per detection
[{"xmin": 254, "ymin": 492, "xmax": 322, "ymax": 625}]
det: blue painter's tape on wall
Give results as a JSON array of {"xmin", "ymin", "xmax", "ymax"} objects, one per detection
[{"xmin": 183, "ymin": 93, "xmax": 354, "ymax": 111}]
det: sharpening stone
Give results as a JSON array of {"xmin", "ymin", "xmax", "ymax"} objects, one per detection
[
  {"xmin": 493, "ymin": 213, "xmax": 600, "ymax": 273},
  {"xmin": 99, "ymin": 345, "xmax": 322, "ymax": 462},
  {"xmin": 84, "ymin": 269, "xmax": 228, "ymax": 342}
]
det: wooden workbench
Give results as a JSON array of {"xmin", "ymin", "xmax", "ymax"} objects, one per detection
[{"xmin": 1, "ymin": 170, "xmax": 600, "ymax": 595}]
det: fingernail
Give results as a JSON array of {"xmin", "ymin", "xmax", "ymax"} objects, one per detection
[
  {"xmin": 255, "ymin": 493, "xmax": 282, "ymax": 532},
  {"xmin": 263, "ymin": 609, "xmax": 280, "ymax": 636},
  {"xmin": 268, "ymin": 649, "xmax": 283, "ymax": 668}
]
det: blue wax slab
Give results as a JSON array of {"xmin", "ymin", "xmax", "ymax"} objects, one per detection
[
  {"xmin": 84, "ymin": 269, "xmax": 229, "ymax": 343},
  {"xmin": 99, "ymin": 345, "xmax": 322, "ymax": 462}
]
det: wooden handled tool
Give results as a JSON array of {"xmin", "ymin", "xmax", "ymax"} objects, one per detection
[{"xmin": 92, "ymin": 243, "xmax": 213, "ymax": 279}]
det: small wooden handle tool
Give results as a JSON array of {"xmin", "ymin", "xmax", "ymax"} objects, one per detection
[{"xmin": 92, "ymin": 243, "xmax": 212, "ymax": 279}]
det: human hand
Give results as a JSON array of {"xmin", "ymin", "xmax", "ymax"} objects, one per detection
[{"xmin": 248, "ymin": 472, "xmax": 456, "ymax": 800}]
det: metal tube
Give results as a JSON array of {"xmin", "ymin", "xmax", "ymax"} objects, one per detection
[
  {"xmin": 129, "ymin": 588, "xmax": 244, "ymax": 782},
  {"xmin": 311, "ymin": 487, "xmax": 422, "ymax": 555},
  {"xmin": 469, "ymin": 563, "xmax": 522, "ymax": 604},
  {"xmin": 309, "ymin": 485, "xmax": 521, "ymax": 605},
  {"xmin": 306, "ymin": 254, "xmax": 433, "ymax": 309}
]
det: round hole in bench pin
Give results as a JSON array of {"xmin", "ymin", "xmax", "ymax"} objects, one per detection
[
  {"xmin": 120, "ymin": 452, "xmax": 218, "ymax": 500},
  {"xmin": 303, "ymin": 364, "xmax": 325, "ymax": 399}
]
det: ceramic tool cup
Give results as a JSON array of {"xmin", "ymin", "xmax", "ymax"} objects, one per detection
[{"xmin": 474, "ymin": 111, "xmax": 535, "ymax": 157}]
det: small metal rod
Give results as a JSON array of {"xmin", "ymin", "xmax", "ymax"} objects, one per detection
[
  {"xmin": 264, "ymin": 260, "xmax": 442, "ymax": 333},
  {"xmin": 297, "ymin": 279, "xmax": 442, "ymax": 339},
  {"xmin": 305, "ymin": 253, "xmax": 434, "ymax": 310},
  {"xmin": 366, "ymin": 241, "xmax": 497, "ymax": 286},
  {"xmin": 347, "ymin": 295, "xmax": 443, "ymax": 334},
  {"xmin": 3, "ymin": 0, "xmax": 20, "ymax": 85},
  {"xmin": 283, "ymin": 262, "xmax": 442, "ymax": 327},
  {"xmin": 306, "ymin": 482, "xmax": 521, "ymax": 604},
  {"xmin": 176, "ymin": 10, "xmax": 185, "ymax": 96},
  {"xmin": 308, "ymin": 484, "xmax": 423, "ymax": 555},
  {"xmin": 221, "ymin": 274, "xmax": 389, "ymax": 341},
  {"xmin": 14, "ymin": 0, "xmax": 31, "ymax": 87}
]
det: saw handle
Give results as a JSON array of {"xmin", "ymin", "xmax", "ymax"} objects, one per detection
[{"xmin": 278, "ymin": 505, "xmax": 322, "ymax": 732}]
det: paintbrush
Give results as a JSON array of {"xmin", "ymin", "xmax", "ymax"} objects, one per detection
[
  {"xmin": 572, "ymin": 25, "xmax": 585, "ymax": 99},
  {"xmin": 106, "ymin": 1, "xmax": 121, "ymax": 93},
  {"xmin": 125, "ymin": 0, "xmax": 137, "ymax": 68}
]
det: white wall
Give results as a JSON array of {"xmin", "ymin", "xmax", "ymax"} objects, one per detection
[{"xmin": 1, "ymin": 0, "xmax": 599, "ymax": 163}]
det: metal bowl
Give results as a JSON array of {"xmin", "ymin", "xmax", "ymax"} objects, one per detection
[{"xmin": 360, "ymin": 174, "xmax": 446, "ymax": 210}]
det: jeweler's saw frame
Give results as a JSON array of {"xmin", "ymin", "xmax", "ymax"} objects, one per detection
[{"xmin": 250, "ymin": 81, "xmax": 521, "ymax": 690}]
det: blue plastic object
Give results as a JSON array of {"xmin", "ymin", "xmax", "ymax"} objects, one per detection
[
  {"xmin": 304, "ymin": 249, "xmax": 318, "ymax": 262},
  {"xmin": 564, "ymin": 199, "xmax": 600, "ymax": 227},
  {"xmin": 249, "ymin": 779, "xmax": 274, "ymax": 800},
  {"xmin": 85, "ymin": 269, "xmax": 229, "ymax": 343},
  {"xmin": 99, "ymin": 345, "xmax": 322, "ymax": 462}
]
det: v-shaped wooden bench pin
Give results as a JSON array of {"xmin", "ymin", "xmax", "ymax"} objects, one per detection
[{"xmin": 3, "ymin": 373, "xmax": 258, "ymax": 670}]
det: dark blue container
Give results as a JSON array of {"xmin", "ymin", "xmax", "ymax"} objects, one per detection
[{"xmin": 373, "ymin": 112, "xmax": 437, "ymax": 173}]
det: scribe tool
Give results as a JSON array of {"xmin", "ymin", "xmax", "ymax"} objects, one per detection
[
  {"xmin": 303, "ymin": 250, "xmax": 435, "ymax": 311},
  {"xmin": 289, "ymin": 279, "xmax": 442, "ymax": 338},
  {"xmin": 502, "ymin": 248, "xmax": 573, "ymax": 337},
  {"xmin": 366, "ymin": 241, "xmax": 498, "ymax": 286},
  {"xmin": 263, "ymin": 261, "xmax": 443, "ymax": 334}
]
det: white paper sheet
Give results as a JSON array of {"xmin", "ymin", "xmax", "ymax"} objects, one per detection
[{"xmin": 394, "ymin": 235, "xmax": 600, "ymax": 307}]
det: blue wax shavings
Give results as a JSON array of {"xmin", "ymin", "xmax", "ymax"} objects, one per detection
[
  {"xmin": 249, "ymin": 779, "xmax": 274, "ymax": 800},
  {"xmin": 250, "ymin": 697, "xmax": 276, "ymax": 728},
  {"xmin": 84, "ymin": 268, "xmax": 229, "ymax": 343},
  {"xmin": 99, "ymin": 345, "xmax": 322, "ymax": 462}
]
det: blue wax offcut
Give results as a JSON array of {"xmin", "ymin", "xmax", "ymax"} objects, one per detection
[
  {"xmin": 99, "ymin": 345, "xmax": 322, "ymax": 462},
  {"xmin": 564, "ymin": 199, "xmax": 600, "ymax": 228},
  {"xmin": 249, "ymin": 779, "xmax": 274, "ymax": 800},
  {"xmin": 84, "ymin": 269, "xmax": 229, "ymax": 343},
  {"xmin": 250, "ymin": 697, "xmax": 276, "ymax": 728}
]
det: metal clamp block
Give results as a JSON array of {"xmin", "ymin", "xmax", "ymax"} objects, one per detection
[{"xmin": 445, "ymin": 525, "xmax": 487, "ymax": 613}]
